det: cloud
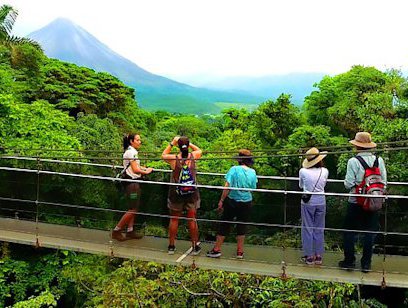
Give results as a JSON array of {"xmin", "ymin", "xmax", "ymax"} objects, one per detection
[{"xmin": 9, "ymin": 0, "xmax": 408, "ymax": 77}]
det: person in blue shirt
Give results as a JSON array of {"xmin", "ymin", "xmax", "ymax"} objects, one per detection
[{"xmin": 207, "ymin": 149, "xmax": 257, "ymax": 259}]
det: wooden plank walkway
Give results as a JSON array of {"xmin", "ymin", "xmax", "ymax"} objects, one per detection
[{"xmin": 1, "ymin": 217, "xmax": 407, "ymax": 288}]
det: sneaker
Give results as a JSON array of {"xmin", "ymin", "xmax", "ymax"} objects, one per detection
[
  {"xmin": 314, "ymin": 255, "xmax": 323, "ymax": 265},
  {"xmin": 236, "ymin": 251, "xmax": 244, "ymax": 259},
  {"xmin": 190, "ymin": 244, "xmax": 202, "ymax": 256},
  {"xmin": 125, "ymin": 230, "xmax": 144, "ymax": 240},
  {"xmin": 300, "ymin": 255, "xmax": 314, "ymax": 265},
  {"xmin": 361, "ymin": 263, "xmax": 371, "ymax": 273},
  {"xmin": 168, "ymin": 245, "xmax": 176, "ymax": 255},
  {"xmin": 206, "ymin": 249, "xmax": 222, "ymax": 258},
  {"xmin": 111, "ymin": 230, "xmax": 126, "ymax": 242},
  {"xmin": 338, "ymin": 260, "xmax": 356, "ymax": 271}
]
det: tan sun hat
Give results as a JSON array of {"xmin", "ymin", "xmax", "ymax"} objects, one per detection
[
  {"xmin": 349, "ymin": 132, "xmax": 377, "ymax": 149},
  {"xmin": 302, "ymin": 147, "xmax": 328, "ymax": 169}
]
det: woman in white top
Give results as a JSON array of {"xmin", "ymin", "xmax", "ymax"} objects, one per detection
[
  {"xmin": 299, "ymin": 147, "xmax": 329, "ymax": 265},
  {"xmin": 111, "ymin": 133, "xmax": 153, "ymax": 241}
]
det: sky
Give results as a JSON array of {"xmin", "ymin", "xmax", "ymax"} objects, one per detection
[{"xmin": 6, "ymin": 0, "xmax": 408, "ymax": 80}]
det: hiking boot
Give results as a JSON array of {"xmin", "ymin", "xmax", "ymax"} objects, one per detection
[
  {"xmin": 190, "ymin": 244, "xmax": 202, "ymax": 256},
  {"xmin": 206, "ymin": 249, "xmax": 222, "ymax": 258},
  {"xmin": 236, "ymin": 251, "xmax": 244, "ymax": 259},
  {"xmin": 168, "ymin": 245, "xmax": 176, "ymax": 255},
  {"xmin": 314, "ymin": 255, "xmax": 323, "ymax": 265},
  {"xmin": 125, "ymin": 230, "xmax": 144, "ymax": 240},
  {"xmin": 338, "ymin": 260, "xmax": 356, "ymax": 271},
  {"xmin": 300, "ymin": 255, "xmax": 314, "ymax": 265},
  {"xmin": 111, "ymin": 230, "xmax": 126, "ymax": 242}
]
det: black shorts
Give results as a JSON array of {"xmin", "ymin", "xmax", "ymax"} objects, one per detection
[{"xmin": 218, "ymin": 198, "xmax": 252, "ymax": 236}]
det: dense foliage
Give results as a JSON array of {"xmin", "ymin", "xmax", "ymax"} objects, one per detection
[{"xmin": 0, "ymin": 244, "xmax": 391, "ymax": 307}]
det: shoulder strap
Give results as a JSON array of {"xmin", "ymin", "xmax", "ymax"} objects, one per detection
[
  {"xmin": 355, "ymin": 155, "xmax": 370, "ymax": 170},
  {"xmin": 373, "ymin": 156, "xmax": 379, "ymax": 168},
  {"xmin": 311, "ymin": 168, "xmax": 323, "ymax": 193},
  {"xmin": 355, "ymin": 155, "xmax": 379, "ymax": 169}
]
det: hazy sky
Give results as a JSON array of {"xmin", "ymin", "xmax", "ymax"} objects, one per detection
[{"xmin": 7, "ymin": 0, "xmax": 408, "ymax": 79}]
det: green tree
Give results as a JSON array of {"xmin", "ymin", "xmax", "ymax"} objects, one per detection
[
  {"xmin": 253, "ymin": 94, "xmax": 301, "ymax": 147},
  {"xmin": 305, "ymin": 66, "xmax": 407, "ymax": 136}
]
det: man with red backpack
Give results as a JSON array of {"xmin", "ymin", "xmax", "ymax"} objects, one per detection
[{"xmin": 339, "ymin": 132, "xmax": 387, "ymax": 273}]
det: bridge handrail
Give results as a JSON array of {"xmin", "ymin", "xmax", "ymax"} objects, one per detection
[
  {"xmin": 1, "ymin": 145, "xmax": 408, "ymax": 160},
  {"xmin": 0, "ymin": 166, "xmax": 407, "ymax": 199},
  {"xmin": 1, "ymin": 156, "xmax": 408, "ymax": 186},
  {"xmin": 0, "ymin": 195, "xmax": 406, "ymax": 237},
  {"xmin": 2, "ymin": 139, "xmax": 407, "ymax": 154}
]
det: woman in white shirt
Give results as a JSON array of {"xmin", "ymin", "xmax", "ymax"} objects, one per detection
[
  {"xmin": 299, "ymin": 147, "xmax": 329, "ymax": 265},
  {"xmin": 111, "ymin": 133, "xmax": 153, "ymax": 241}
]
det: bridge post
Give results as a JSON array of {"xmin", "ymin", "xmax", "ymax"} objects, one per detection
[
  {"xmin": 34, "ymin": 157, "xmax": 41, "ymax": 249},
  {"xmin": 280, "ymin": 260, "xmax": 287, "ymax": 279},
  {"xmin": 109, "ymin": 239, "xmax": 114, "ymax": 258}
]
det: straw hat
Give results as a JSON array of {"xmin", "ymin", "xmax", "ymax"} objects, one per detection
[
  {"xmin": 349, "ymin": 132, "xmax": 377, "ymax": 149},
  {"xmin": 236, "ymin": 149, "xmax": 254, "ymax": 166},
  {"xmin": 302, "ymin": 147, "xmax": 327, "ymax": 169}
]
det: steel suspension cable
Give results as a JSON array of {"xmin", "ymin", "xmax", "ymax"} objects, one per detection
[
  {"xmin": 3, "ymin": 139, "xmax": 407, "ymax": 154},
  {"xmin": 2, "ymin": 156, "xmax": 408, "ymax": 186},
  {"xmin": 0, "ymin": 166, "xmax": 407, "ymax": 199},
  {"xmin": 1, "ymin": 146, "xmax": 408, "ymax": 161},
  {"xmin": 1, "ymin": 195, "xmax": 407, "ymax": 237}
]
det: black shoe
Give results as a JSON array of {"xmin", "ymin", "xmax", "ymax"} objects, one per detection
[
  {"xmin": 168, "ymin": 245, "xmax": 176, "ymax": 255},
  {"xmin": 361, "ymin": 263, "xmax": 371, "ymax": 273},
  {"xmin": 338, "ymin": 260, "xmax": 356, "ymax": 270},
  {"xmin": 300, "ymin": 255, "xmax": 314, "ymax": 265},
  {"xmin": 191, "ymin": 244, "xmax": 202, "ymax": 256},
  {"xmin": 206, "ymin": 249, "xmax": 222, "ymax": 258}
]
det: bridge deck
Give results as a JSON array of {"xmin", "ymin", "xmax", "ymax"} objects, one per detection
[{"xmin": 1, "ymin": 217, "xmax": 407, "ymax": 288}]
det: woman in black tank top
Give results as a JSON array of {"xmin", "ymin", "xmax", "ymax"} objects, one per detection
[{"xmin": 162, "ymin": 136, "xmax": 202, "ymax": 255}]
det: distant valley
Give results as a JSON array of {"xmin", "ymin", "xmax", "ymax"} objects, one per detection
[{"xmin": 29, "ymin": 18, "xmax": 324, "ymax": 113}]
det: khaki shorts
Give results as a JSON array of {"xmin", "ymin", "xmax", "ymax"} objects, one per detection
[{"xmin": 167, "ymin": 198, "xmax": 200, "ymax": 212}]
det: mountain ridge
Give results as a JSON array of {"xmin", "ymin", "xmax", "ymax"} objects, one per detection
[{"xmin": 28, "ymin": 18, "xmax": 264, "ymax": 113}]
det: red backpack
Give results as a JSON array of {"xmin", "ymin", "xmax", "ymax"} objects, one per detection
[{"xmin": 355, "ymin": 156, "xmax": 385, "ymax": 211}]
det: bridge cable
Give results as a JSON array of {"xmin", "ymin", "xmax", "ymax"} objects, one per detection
[
  {"xmin": 35, "ymin": 156, "xmax": 41, "ymax": 248},
  {"xmin": 2, "ymin": 139, "xmax": 407, "ymax": 155},
  {"xmin": 1, "ymin": 166, "xmax": 407, "ymax": 200},
  {"xmin": 2, "ymin": 155, "xmax": 408, "ymax": 186},
  {"xmin": 2, "ymin": 195, "xmax": 407, "ymax": 238},
  {"xmin": 2, "ymin": 145, "xmax": 408, "ymax": 161}
]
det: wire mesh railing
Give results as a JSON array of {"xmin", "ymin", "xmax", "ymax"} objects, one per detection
[{"xmin": 0, "ymin": 156, "xmax": 407, "ymax": 286}]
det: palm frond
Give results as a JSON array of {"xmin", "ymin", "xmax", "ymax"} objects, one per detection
[
  {"xmin": 0, "ymin": 5, "xmax": 18, "ymax": 35},
  {"xmin": 4, "ymin": 36, "xmax": 43, "ymax": 51}
]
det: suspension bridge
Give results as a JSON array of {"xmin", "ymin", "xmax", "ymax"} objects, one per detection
[{"xmin": 0, "ymin": 149, "xmax": 407, "ymax": 288}]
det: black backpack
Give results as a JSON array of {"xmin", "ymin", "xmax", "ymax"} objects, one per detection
[{"xmin": 175, "ymin": 155, "xmax": 197, "ymax": 196}]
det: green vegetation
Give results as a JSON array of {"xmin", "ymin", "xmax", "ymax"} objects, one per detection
[
  {"xmin": 214, "ymin": 102, "xmax": 259, "ymax": 112},
  {"xmin": 0, "ymin": 244, "xmax": 390, "ymax": 307},
  {"xmin": 0, "ymin": 5, "xmax": 408, "ymax": 307}
]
